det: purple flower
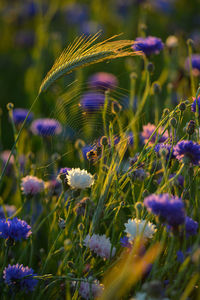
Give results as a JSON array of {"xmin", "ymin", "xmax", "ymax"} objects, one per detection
[
  {"xmin": 3, "ymin": 264, "xmax": 38, "ymax": 292},
  {"xmin": 80, "ymin": 92, "xmax": 105, "ymax": 112},
  {"xmin": 0, "ymin": 205, "xmax": 16, "ymax": 219},
  {"xmin": 83, "ymin": 234, "xmax": 116, "ymax": 259},
  {"xmin": 0, "ymin": 217, "xmax": 32, "ymax": 241},
  {"xmin": 141, "ymin": 123, "xmax": 169, "ymax": 145},
  {"xmin": 185, "ymin": 54, "xmax": 200, "ymax": 72},
  {"xmin": 144, "ymin": 193, "xmax": 185, "ymax": 227},
  {"xmin": 191, "ymin": 96, "xmax": 200, "ymax": 116},
  {"xmin": 12, "ymin": 108, "xmax": 33, "ymax": 125},
  {"xmin": 185, "ymin": 217, "xmax": 198, "ymax": 236},
  {"xmin": 132, "ymin": 36, "xmax": 164, "ymax": 56},
  {"xmin": 154, "ymin": 143, "xmax": 174, "ymax": 160},
  {"xmin": 58, "ymin": 167, "xmax": 71, "ymax": 176},
  {"xmin": 174, "ymin": 140, "xmax": 200, "ymax": 165},
  {"xmin": 31, "ymin": 118, "xmax": 62, "ymax": 137},
  {"xmin": 88, "ymin": 72, "xmax": 118, "ymax": 90}
]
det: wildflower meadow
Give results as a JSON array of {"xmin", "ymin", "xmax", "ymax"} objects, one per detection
[{"xmin": 1, "ymin": 0, "xmax": 200, "ymax": 299}]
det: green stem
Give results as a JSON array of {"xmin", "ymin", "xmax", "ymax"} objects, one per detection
[{"xmin": 0, "ymin": 94, "xmax": 40, "ymax": 186}]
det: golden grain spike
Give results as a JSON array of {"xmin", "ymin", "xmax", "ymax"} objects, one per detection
[{"xmin": 39, "ymin": 32, "xmax": 140, "ymax": 95}]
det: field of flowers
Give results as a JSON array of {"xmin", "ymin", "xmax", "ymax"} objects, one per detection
[{"xmin": 1, "ymin": 0, "xmax": 200, "ymax": 299}]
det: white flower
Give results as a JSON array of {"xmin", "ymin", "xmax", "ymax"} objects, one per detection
[
  {"xmin": 66, "ymin": 168, "xmax": 94, "ymax": 189},
  {"xmin": 124, "ymin": 218, "xmax": 156, "ymax": 241},
  {"xmin": 78, "ymin": 277, "xmax": 104, "ymax": 299},
  {"xmin": 83, "ymin": 234, "xmax": 116, "ymax": 259},
  {"xmin": 166, "ymin": 35, "xmax": 178, "ymax": 48}
]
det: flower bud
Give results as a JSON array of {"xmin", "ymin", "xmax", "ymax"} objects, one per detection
[
  {"xmin": 111, "ymin": 101, "xmax": 122, "ymax": 114},
  {"xmin": 58, "ymin": 218, "xmax": 66, "ymax": 230},
  {"xmin": 152, "ymin": 82, "xmax": 161, "ymax": 94},
  {"xmin": 100, "ymin": 136, "xmax": 108, "ymax": 146},
  {"xmin": 170, "ymin": 117, "xmax": 177, "ymax": 128},
  {"xmin": 186, "ymin": 120, "xmax": 195, "ymax": 135},
  {"xmin": 178, "ymin": 102, "xmax": 186, "ymax": 112},
  {"xmin": 147, "ymin": 62, "xmax": 154, "ymax": 73},
  {"xmin": 7, "ymin": 103, "xmax": 14, "ymax": 111}
]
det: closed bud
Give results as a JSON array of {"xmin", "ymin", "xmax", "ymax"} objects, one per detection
[
  {"xmin": 187, "ymin": 38, "xmax": 194, "ymax": 47},
  {"xmin": 186, "ymin": 120, "xmax": 195, "ymax": 135},
  {"xmin": 7, "ymin": 103, "xmax": 14, "ymax": 111},
  {"xmin": 135, "ymin": 202, "xmax": 143, "ymax": 213},
  {"xmin": 75, "ymin": 139, "xmax": 85, "ymax": 149},
  {"xmin": 147, "ymin": 62, "xmax": 154, "ymax": 73},
  {"xmin": 58, "ymin": 218, "xmax": 66, "ymax": 230},
  {"xmin": 78, "ymin": 223, "xmax": 84, "ymax": 232},
  {"xmin": 159, "ymin": 147, "xmax": 168, "ymax": 157},
  {"xmin": 130, "ymin": 72, "xmax": 137, "ymax": 80},
  {"xmin": 100, "ymin": 136, "xmax": 108, "ymax": 146},
  {"xmin": 152, "ymin": 82, "xmax": 161, "ymax": 94},
  {"xmin": 178, "ymin": 102, "xmax": 186, "ymax": 112},
  {"xmin": 142, "ymin": 189, "xmax": 149, "ymax": 198},
  {"xmin": 67, "ymin": 261, "xmax": 74, "ymax": 269},
  {"xmin": 170, "ymin": 117, "xmax": 177, "ymax": 128},
  {"xmin": 162, "ymin": 108, "xmax": 170, "ymax": 118},
  {"xmin": 111, "ymin": 101, "xmax": 122, "ymax": 114},
  {"xmin": 51, "ymin": 152, "xmax": 61, "ymax": 161}
]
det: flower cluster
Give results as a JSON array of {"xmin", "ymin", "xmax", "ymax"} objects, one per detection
[
  {"xmin": 3, "ymin": 264, "xmax": 38, "ymax": 292},
  {"xmin": 31, "ymin": 118, "xmax": 62, "ymax": 137},
  {"xmin": 0, "ymin": 217, "xmax": 32, "ymax": 241},
  {"xmin": 21, "ymin": 175, "xmax": 44, "ymax": 196},
  {"xmin": 144, "ymin": 193, "xmax": 185, "ymax": 227},
  {"xmin": 174, "ymin": 140, "xmax": 200, "ymax": 165},
  {"xmin": 141, "ymin": 123, "xmax": 169, "ymax": 145},
  {"xmin": 133, "ymin": 36, "xmax": 164, "ymax": 55},
  {"xmin": 66, "ymin": 168, "xmax": 94, "ymax": 189},
  {"xmin": 78, "ymin": 278, "xmax": 104, "ymax": 299},
  {"xmin": 124, "ymin": 218, "xmax": 157, "ymax": 241},
  {"xmin": 185, "ymin": 217, "xmax": 198, "ymax": 236},
  {"xmin": 83, "ymin": 234, "xmax": 116, "ymax": 259}
]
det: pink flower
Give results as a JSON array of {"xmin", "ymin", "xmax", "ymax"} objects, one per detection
[
  {"xmin": 21, "ymin": 175, "xmax": 44, "ymax": 196},
  {"xmin": 79, "ymin": 278, "xmax": 104, "ymax": 299},
  {"xmin": 83, "ymin": 234, "xmax": 116, "ymax": 259}
]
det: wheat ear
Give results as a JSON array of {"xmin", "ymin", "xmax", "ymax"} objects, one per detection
[{"xmin": 39, "ymin": 32, "xmax": 140, "ymax": 94}]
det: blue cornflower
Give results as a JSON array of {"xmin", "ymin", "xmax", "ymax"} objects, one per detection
[
  {"xmin": 185, "ymin": 54, "xmax": 200, "ymax": 72},
  {"xmin": 3, "ymin": 264, "xmax": 38, "ymax": 292},
  {"xmin": 59, "ymin": 167, "xmax": 71, "ymax": 176},
  {"xmin": 174, "ymin": 140, "xmax": 200, "ymax": 165},
  {"xmin": 144, "ymin": 193, "xmax": 185, "ymax": 227},
  {"xmin": 82, "ymin": 145, "xmax": 95, "ymax": 160},
  {"xmin": 31, "ymin": 118, "xmax": 62, "ymax": 137},
  {"xmin": 185, "ymin": 217, "xmax": 198, "ymax": 236},
  {"xmin": 80, "ymin": 92, "xmax": 105, "ymax": 112},
  {"xmin": 154, "ymin": 143, "xmax": 174, "ymax": 160},
  {"xmin": 12, "ymin": 108, "xmax": 33, "ymax": 125},
  {"xmin": 88, "ymin": 72, "xmax": 118, "ymax": 90},
  {"xmin": 0, "ymin": 217, "xmax": 31, "ymax": 241},
  {"xmin": 132, "ymin": 36, "xmax": 164, "ymax": 56},
  {"xmin": 191, "ymin": 96, "xmax": 200, "ymax": 116},
  {"xmin": 120, "ymin": 236, "xmax": 132, "ymax": 248}
]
